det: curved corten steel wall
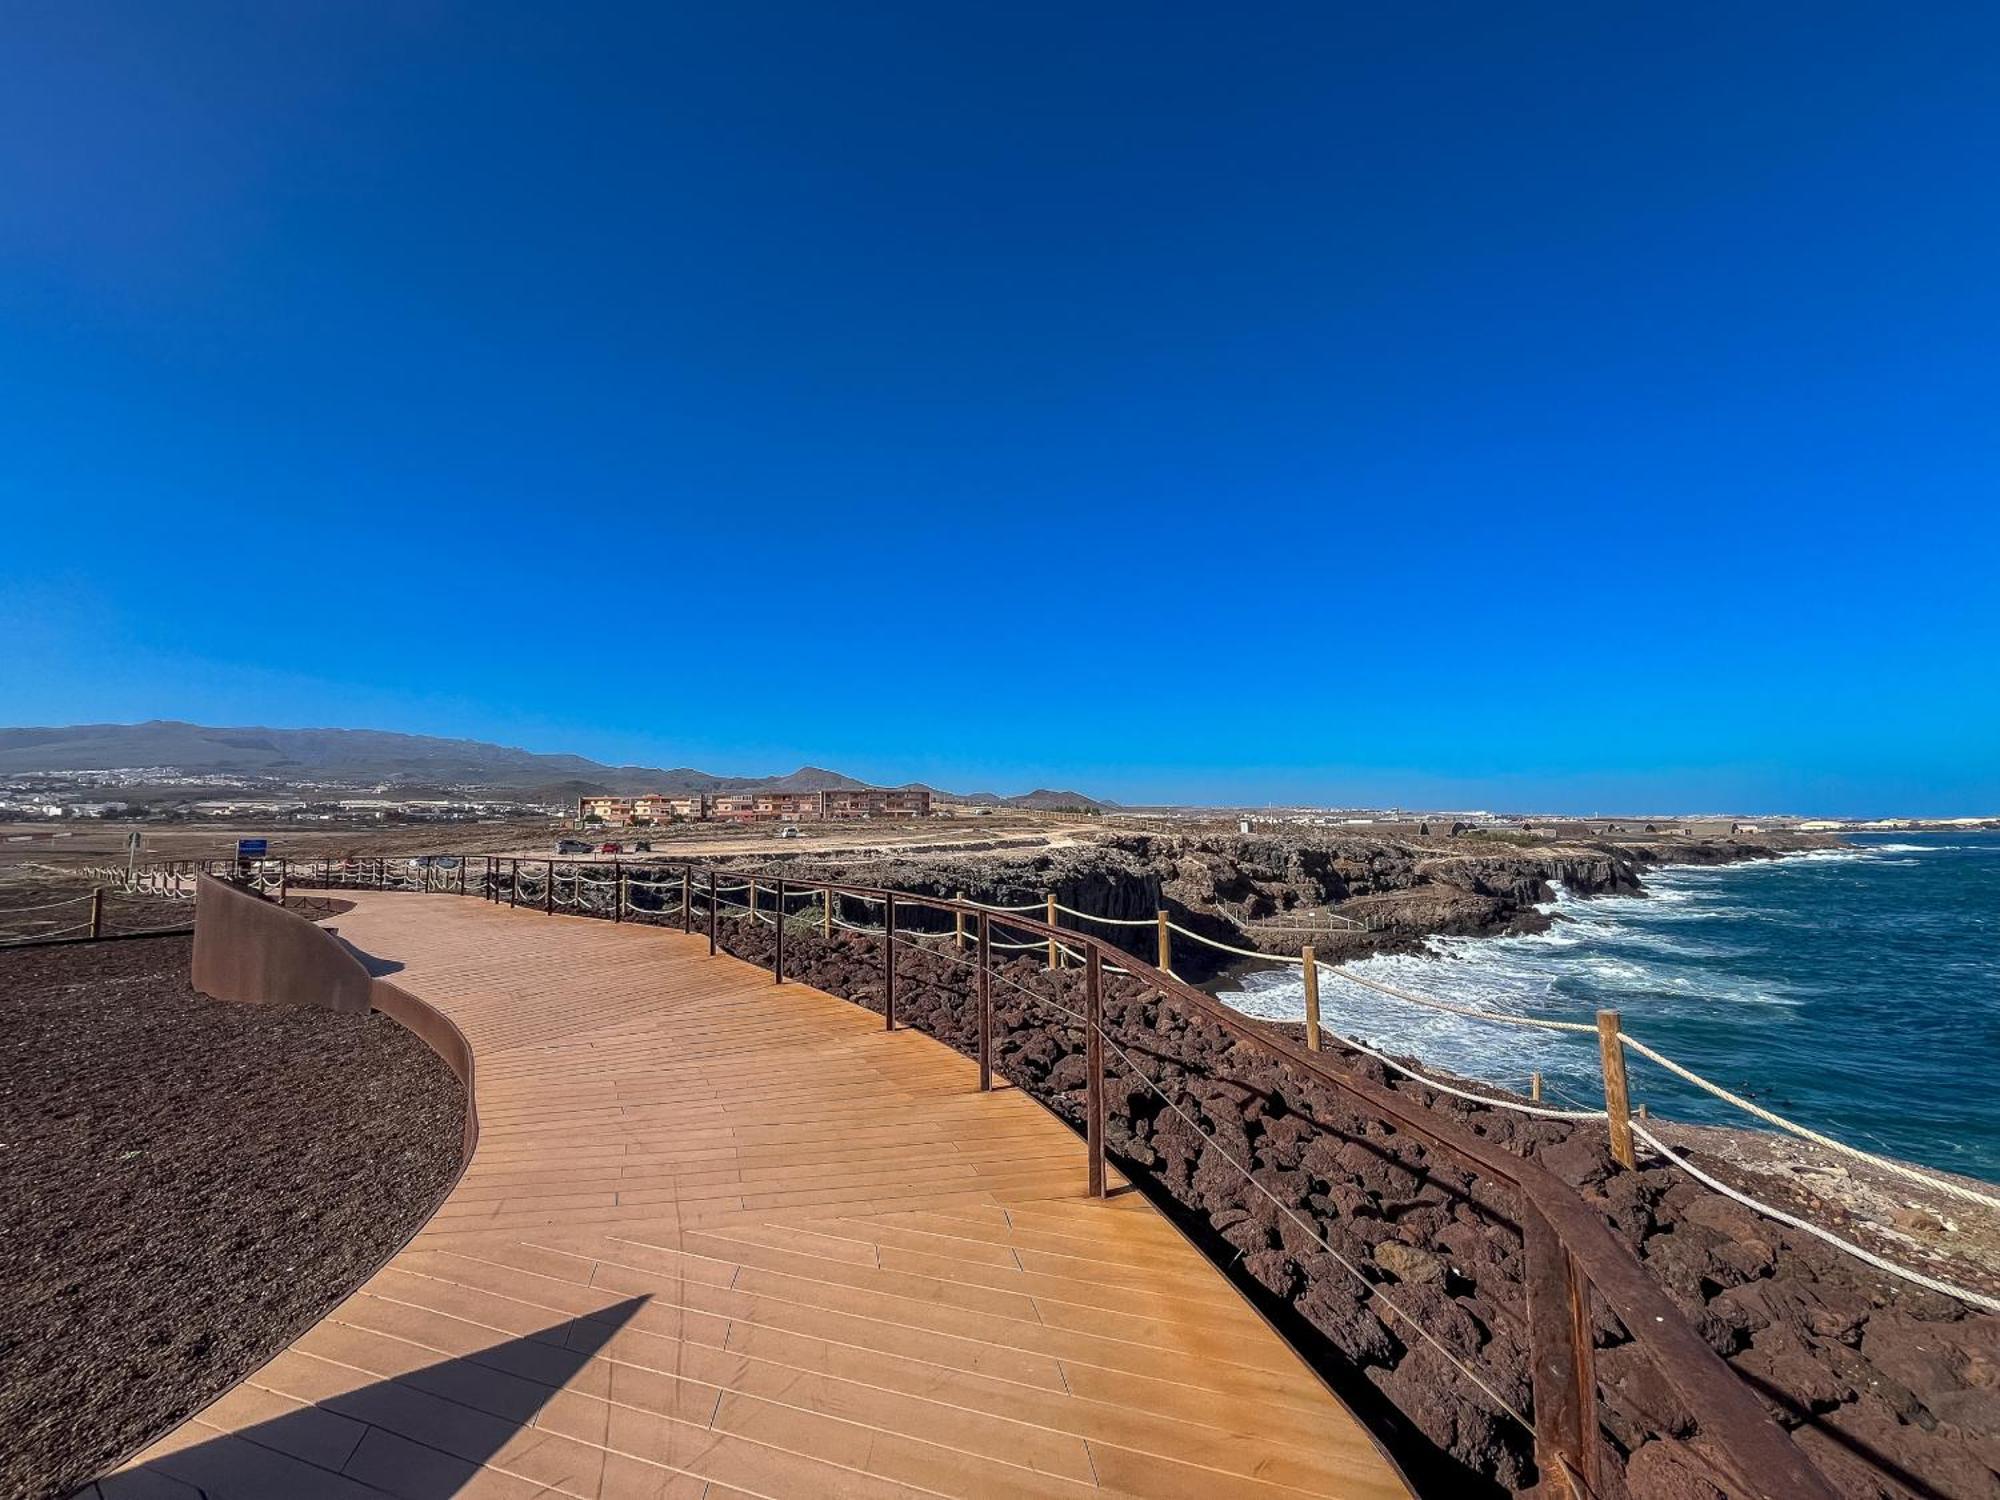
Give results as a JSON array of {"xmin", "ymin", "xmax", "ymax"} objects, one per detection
[
  {"xmin": 370, "ymin": 977, "xmax": 479, "ymax": 1161},
  {"xmin": 190, "ymin": 872, "xmax": 479, "ymax": 1162},
  {"xmin": 193, "ymin": 873, "xmax": 373, "ymax": 1014}
]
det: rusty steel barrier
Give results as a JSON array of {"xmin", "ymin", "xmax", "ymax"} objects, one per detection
[
  {"xmin": 189, "ymin": 871, "xmax": 479, "ymax": 1162},
  {"xmin": 167, "ymin": 854, "xmax": 1833, "ymax": 1500}
]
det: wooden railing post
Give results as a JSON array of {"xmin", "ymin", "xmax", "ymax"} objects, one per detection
[
  {"xmin": 1046, "ymin": 893, "xmax": 1058, "ymax": 970},
  {"xmin": 1302, "ymin": 944, "xmax": 1321, "ymax": 1051},
  {"xmin": 545, "ymin": 860, "xmax": 554, "ymax": 915},
  {"xmin": 1523, "ymin": 1203, "xmax": 1601, "ymax": 1495},
  {"xmin": 977, "ymin": 910, "xmax": 993, "ymax": 1092},
  {"xmin": 278, "ymin": 859, "xmax": 288, "ymax": 907},
  {"xmin": 884, "ymin": 894, "xmax": 897, "ymax": 1030},
  {"xmin": 748, "ymin": 876, "xmax": 757, "ymax": 927},
  {"xmin": 681, "ymin": 867, "xmax": 691, "ymax": 933},
  {"xmin": 954, "ymin": 891, "xmax": 965, "ymax": 952},
  {"xmin": 613, "ymin": 860, "xmax": 623, "ymax": 923},
  {"xmin": 774, "ymin": 878, "xmax": 785, "ymax": 984},
  {"xmin": 1085, "ymin": 946, "xmax": 1105, "ymax": 1198},
  {"xmin": 458, "ymin": 858, "xmax": 466, "ymax": 896},
  {"xmin": 1531, "ymin": 1071, "xmax": 1543, "ymax": 1102},
  {"xmin": 1156, "ymin": 910, "xmax": 1170, "ymax": 974},
  {"xmin": 1597, "ymin": 1010, "xmax": 1636, "ymax": 1168},
  {"xmin": 509, "ymin": 858, "xmax": 518, "ymax": 908},
  {"xmin": 89, "ymin": 886, "xmax": 103, "ymax": 939},
  {"xmin": 823, "ymin": 887, "xmax": 833, "ymax": 940},
  {"xmin": 707, "ymin": 870, "xmax": 718, "ymax": 955}
]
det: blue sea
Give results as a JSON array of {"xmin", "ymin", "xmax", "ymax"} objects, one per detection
[{"xmin": 1219, "ymin": 832, "xmax": 2000, "ymax": 1184}]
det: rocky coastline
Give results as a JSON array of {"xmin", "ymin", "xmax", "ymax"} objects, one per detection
[
  {"xmin": 653, "ymin": 827, "xmax": 1997, "ymax": 1499},
  {"xmin": 774, "ymin": 827, "xmax": 1844, "ymax": 982},
  {"xmin": 687, "ymin": 910, "xmax": 1998, "ymax": 1500}
]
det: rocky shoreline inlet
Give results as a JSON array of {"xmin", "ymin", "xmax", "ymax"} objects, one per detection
[
  {"xmin": 678, "ymin": 827, "xmax": 2000, "ymax": 1499},
  {"xmin": 783, "ymin": 826, "xmax": 1847, "ymax": 977}
]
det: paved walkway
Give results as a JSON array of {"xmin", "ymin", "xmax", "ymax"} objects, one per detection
[{"xmin": 95, "ymin": 893, "xmax": 1407, "ymax": 1500}]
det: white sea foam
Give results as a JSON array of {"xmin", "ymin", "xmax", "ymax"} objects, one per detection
[{"xmin": 1216, "ymin": 843, "xmax": 1833, "ymax": 1096}]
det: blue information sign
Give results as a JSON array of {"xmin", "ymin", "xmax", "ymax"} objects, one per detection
[{"xmin": 236, "ymin": 838, "xmax": 268, "ymax": 857}]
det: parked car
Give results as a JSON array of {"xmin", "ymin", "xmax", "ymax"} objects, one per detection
[
  {"xmin": 556, "ymin": 839, "xmax": 593, "ymax": 854},
  {"xmin": 632, "ymin": 840, "xmax": 653, "ymax": 852},
  {"xmin": 599, "ymin": 841, "xmax": 622, "ymax": 854}
]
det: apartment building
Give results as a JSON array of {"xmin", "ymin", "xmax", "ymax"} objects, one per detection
[
  {"xmin": 823, "ymin": 788, "xmax": 931, "ymax": 820},
  {"xmin": 581, "ymin": 787, "xmax": 931, "ymax": 825}
]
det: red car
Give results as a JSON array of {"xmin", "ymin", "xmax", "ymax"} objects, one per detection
[{"xmin": 598, "ymin": 841, "xmax": 622, "ymax": 854}]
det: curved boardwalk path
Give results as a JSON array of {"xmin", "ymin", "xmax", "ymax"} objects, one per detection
[{"xmin": 95, "ymin": 892, "xmax": 1408, "ymax": 1500}]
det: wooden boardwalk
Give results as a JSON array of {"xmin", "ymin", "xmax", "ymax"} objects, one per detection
[{"xmin": 94, "ymin": 893, "xmax": 1408, "ymax": 1500}]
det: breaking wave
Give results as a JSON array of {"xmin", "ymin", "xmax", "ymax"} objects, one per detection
[{"xmin": 1214, "ymin": 832, "xmax": 2000, "ymax": 1180}]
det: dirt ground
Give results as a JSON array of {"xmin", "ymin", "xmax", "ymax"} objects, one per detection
[
  {"xmin": 0, "ymin": 935, "xmax": 466, "ymax": 1500},
  {"xmin": 0, "ymin": 809, "xmax": 1101, "ymax": 876}
]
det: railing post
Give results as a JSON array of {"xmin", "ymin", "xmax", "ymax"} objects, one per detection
[
  {"xmin": 613, "ymin": 859, "xmax": 623, "ymax": 923},
  {"xmin": 1046, "ymin": 892, "xmax": 1058, "ymax": 970},
  {"xmin": 1302, "ymin": 944, "xmax": 1321, "ymax": 1051},
  {"xmin": 545, "ymin": 860, "xmax": 554, "ymax": 915},
  {"xmin": 748, "ymin": 876, "xmax": 757, "ymax": 927},
  {"xmin": 89, "ymin": 886, "xmax": 103, "ymax": 939},
  {"xmin": 1523, "ymin": 1203, "xmax": 1601, "ymax": 1495},
  {"xmin": 1597, "ymin": 1010, "xmax": 1636, "ymax": 1168},
  {"xmin": 1085, "ymin": 946, "xmax": 1105, "ymax": 1198},
  {"xmin": 707, "ymin": 869, "xmax": 718, "ymax": 955},
  {"xmin": 823, "ymin": 887, "xmax": 833, "ymax": 940},
  {"xmin": 977, "ymin": 910, "xmax": 992, "ymax": 1092},
  {"xmin": 681, "ymin": 867, "xmax": 692, "ymax": 933},
  {"xmin": 884, "ymin": 893, "xmax": 897, "ymax": 1030},
  {"xmin": 509, "ymin": 858, "xmax": 518, "ymax": 908},
  {"xmin": 1156, "ymin": 910, "xmax": 1170, "ymax": 974},
  {"xmin": 458, "ymin": 858, "xmax": 466, "ymax": 896},
  {"xmin": 774, "ymin": 878, "xmax": 785, "ymax": 984},
  {"xmin": 954, "ymin": 891, "xmax": 965, "ymax": 952},
  {"xmin": 1531, "ymin": 1071, "xmax": 1543, "ymax": 1103}
]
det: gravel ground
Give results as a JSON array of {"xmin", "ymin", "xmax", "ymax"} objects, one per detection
[{"xmin": 0, "ymin": 935, "xmax": 465, "ymax": 1500}]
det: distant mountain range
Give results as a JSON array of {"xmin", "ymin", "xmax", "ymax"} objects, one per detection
[{"xmin": 0, "ymin": 722, "xmax": 1113, "ymax": 809}]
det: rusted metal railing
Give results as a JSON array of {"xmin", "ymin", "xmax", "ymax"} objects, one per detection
[{"xmin": 163, "ymin": 851, "xmax": 1833, "ymax": 1500}]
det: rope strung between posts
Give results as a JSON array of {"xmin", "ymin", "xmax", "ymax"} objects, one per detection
[
  {"xmin": 1243, "ymin": 916, "xmax": 1367, "ymax": 933},
  {"xmin": 1620, "ymin": 1034, "xmax": 2000, "ymax": 1213},
  {"xmin": 0, "ymin": 920, "xmax": 95, "ymax": 943},
  {"xmin": 1631, "ymin": 1123, "xmax": 2000, "ymax": 1314},
  {"xmin": 1325, "ymin": 1031, "xmax": 1607, "ymax": 1121},
  {"xmin": 0, "ymin": 893, "xmax": 94, "ymax": 914},
  {"xmin": 1166, "ymin": 921, "xmax": 1312, "ymax": 964},
  {"xmin": 1052, "ymin": 903, "xmax": 1158, "ymax": 926},
  {"xmin": 1326, "ymin": 967, "xmax": 1600, "ymax": 1035}
]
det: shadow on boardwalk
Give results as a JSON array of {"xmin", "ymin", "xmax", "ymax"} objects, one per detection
[{"xmin": 91, "ymin": 1298, "xmax": 649, "ymax": 1499}]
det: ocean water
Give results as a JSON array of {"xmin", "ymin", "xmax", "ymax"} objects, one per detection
[{"xmin": 1218, "ymin": 833, "xmax": 2000, "ymax": 1184}]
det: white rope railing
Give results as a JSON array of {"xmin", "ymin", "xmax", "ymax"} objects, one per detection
[
  {"xmin": 1632, "ymin": 1123, "xmax": 2000, "ymax": 1314},
  {"xmin": 1620, "ymin": 1034, "xmax": 2000, "ymax": 1214},
  {"xmin": 1327, "ymin": 967, "xmax": 1600, "ymax": 1035},
  {"xmin": 1053, "ymin": 903, "xmax": 1157, "ymax": 926},
  {"xmin": 195, "ymin": 850, "xmax": 2000, "ymax": 1309},
  {"xmin": 0, "ymin": 893, "xmax": 94, "ymax": 914},
  {"xmin": 0, "ymin": 920, "xmax": 94, "ymax": 943}
]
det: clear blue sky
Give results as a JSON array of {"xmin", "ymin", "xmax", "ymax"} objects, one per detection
[{"xmin": 3, "ymin": 3, "xmax": 1996, "ymax": 814}]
